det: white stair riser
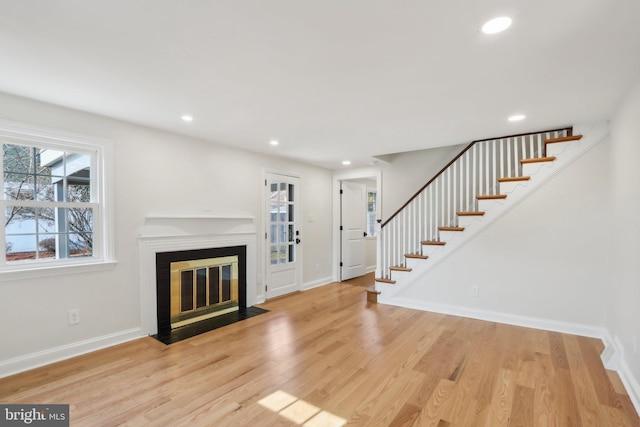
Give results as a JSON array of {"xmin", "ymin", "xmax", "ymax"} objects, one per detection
[
  {"xmin": 390, "ymin": 269, "xmax": 412, "ymax": 280},
  {"xmin": 421, "ymin": 244, "xmax": 444, "ymax": 256},
  {"xmin": 405, "ymin": 257, "xmax": 427, "ymax": 269},
  {"xmin": 546, "ymin": 141, "xmax": 580, "ymax": 157},
  {"xmin": 522, "ymin": 161, "xmax": 554, "ymax": 176},
  {"xmin": 499, "ymin": 180, "xmax": 529, "ymax": 194},
  {"xmin": 438, "ymin": 230, "xmax": 464, "ymax": 242},
  {"xmin": 477, "ymin": 198, "xmax": 506, "ymax": 211},
  {"xmin": 458, "ymin": 215, "xmax": 483, "ymax": 228}
]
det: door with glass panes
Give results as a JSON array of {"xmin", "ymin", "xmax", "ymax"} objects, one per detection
[{"xmin": 265, "ymin": 173, "xmax": 301, "ymax": 299}]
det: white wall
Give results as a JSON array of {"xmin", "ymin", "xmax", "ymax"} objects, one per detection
[
  {"xmin": 378, "ymin": 144, "xmax": 466, "ymax": 219},
  {"xmin": 0, "ymin": 91, "xmax": 333, "ymax": 370},
  {"xmin": 394, "ymin": 134, "xmax": 610, "ymax": 328},
  {"xmin": 607, "ymin": 74, "xmax": 640, "ymax": 385}
]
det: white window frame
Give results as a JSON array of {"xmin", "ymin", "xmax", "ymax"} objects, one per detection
[{"xmin": 0, "ymin": 119, "xmax": 116, "ymax": 280}]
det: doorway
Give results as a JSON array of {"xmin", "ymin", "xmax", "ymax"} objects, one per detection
[
  {"xmin": 333, "ymin": 170, "xmax": 381, "ymax": 282},
  {"xmin": 264, "ymin": 172, "xmax": 302, "ymax": 299}
]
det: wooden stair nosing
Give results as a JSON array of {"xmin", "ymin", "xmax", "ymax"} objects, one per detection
[
  {"xmin": 476, "ymin": 194, "xmax": 507, "ymax": 200},
  {"xmin": 375, "ymin": 277, "xmax": 396, "ymax": 284},
  {"xmin": 497, "ymin": 176, "xmax": 531, "ymax": 183},
  {"xmin": 457, "ymin": 211, "xmax": 485, "ymax": 216},
  {"xmin": 421, "ymin": 240, "xmax": 446, "ymax": 246},
  {"xmin": 390, "ymin": 266, "xmax": 412, "ymax": 272},
  {"xmin": 545, "ymin": 135, "xmax": 583, "ymax": 144},
  {"xmin": 438, "ymin": 226, "xmax": 465, "ymax": 232},
  {"xmin": 520, "ymin": 156, "xmax": 556, "ymax": 164},
  {"xmin": 405, "ymin": 253, "xmax": 428, "ymax": 259},
  {"xmin": 365, "ymin": 285, "xmax": 381, "ymax": 295}
]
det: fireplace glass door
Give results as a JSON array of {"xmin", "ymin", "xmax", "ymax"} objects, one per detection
[{"xmin": 170, "ymin": 255, "xmax": 239, "ymax": 329}]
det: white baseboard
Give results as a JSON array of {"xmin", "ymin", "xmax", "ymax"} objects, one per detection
[
  {"xmin": 366, "ymin": 265, "xmax": 376, "ymax": 274},
  {"xmin": 382, "ymin": 296, "xmax": 607, "ymax": 339},
  {"xmin": 602, "ymin": 336, "xmax": 640, "ymax": 417},
  {"xmin": 302, "ymin": 276, "xmax": 333, "ymax": 291},
  {"xmin": 0, "ymin": 327, "xmax": 143, "ymax": 378}
]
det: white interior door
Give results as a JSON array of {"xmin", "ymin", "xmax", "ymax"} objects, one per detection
[
  {"xmin": 265, "ymin": 173, "xmax": 301, "ymax": 299},
  {"xmin": 341, "ymin": 181, "xmax": 366, "ymax": 280}
]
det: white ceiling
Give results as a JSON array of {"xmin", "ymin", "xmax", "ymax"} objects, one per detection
[{"xmin": 1, "ymin": 1, "xmax": 639, "ymax": 169}]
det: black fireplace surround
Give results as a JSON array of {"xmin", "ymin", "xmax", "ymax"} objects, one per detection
[{"xmin": 155, "ymin": 246, "xmax": 255, "ymax": 344}]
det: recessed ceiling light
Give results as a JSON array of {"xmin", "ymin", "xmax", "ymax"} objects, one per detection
[
  {"xmin": 508, "ymin": 114, "xmax": 526, "ymax": 122},
  {"xmin": 482, "ymin": 17, "xmax": 512, "ymax": 34},
  {"xmin": 181, "ymin": 115, "xmax": 193, "ymax": 122},
  {"xmin": 342, "ymin": 160, "xmax": 351, "ymax": 166},
  {"xmin": 270, "ymin": 140, "xmax": 279, "ymax": 146}
]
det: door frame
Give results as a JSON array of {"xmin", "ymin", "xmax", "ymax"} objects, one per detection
[
  {"xmin": 262, "ymin": 169, "xmax": 303, "ymax": 301},
  {"xmin": 332, "ymin": 168, "xmax": 382, "ymax": 282}
]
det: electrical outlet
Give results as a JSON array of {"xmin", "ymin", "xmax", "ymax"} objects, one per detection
[
  {"xmin": 68, "ymin": 309, "xmax": 80, "ymax": 325},
  {"xmin": 472, "ymin": 285, "xmax": 480, "ymax": 297}
]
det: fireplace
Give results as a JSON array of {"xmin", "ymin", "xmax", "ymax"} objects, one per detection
[
  {"xmin": 138, "ymin": 215, "xmax": 261, "ymax": 342},
  {"xmin": 155, "ymin": 246, "xmax": 247, "ymax": 336}
]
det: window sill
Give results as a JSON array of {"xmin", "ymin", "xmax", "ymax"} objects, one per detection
[{"xmin": 0, "ymin": 260, "xmax": 118, "ymax": 282}]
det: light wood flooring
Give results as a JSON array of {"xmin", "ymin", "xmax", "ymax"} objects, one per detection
[{"xmin": 1, "ymin": 276, "xmax": 638, "ymax": 426}]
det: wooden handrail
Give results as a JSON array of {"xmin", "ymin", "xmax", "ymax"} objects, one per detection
[{"xmin": 381, "ymin": 127, "xmax": 572, "ymax": 228}]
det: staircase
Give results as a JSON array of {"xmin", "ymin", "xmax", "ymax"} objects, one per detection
[{"xmin": 371, "ymin": 122, "xmax": 608, "ymax": 302}]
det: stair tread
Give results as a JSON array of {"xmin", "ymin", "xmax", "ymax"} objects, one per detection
[
  {"xmin": 439, "ymin": 226, "xmax": 464, "ymax": 231},
  {"xmin": 375, "ymin": 277, "xmax": 396, "ymax": 284},
  {"xmin": 457, "ymin": 211, "xmax": 485, "ymax": 216},
  {"xmin": 497, "ymin": 176, "xmax": 531, "ymax": 182},
  {"xmin": 365, "ymin": 285, "xmax": 381, "ymax": 295},
  {"xmin": 405, "ymin": 254, "xmax": 428, "ymax": 259},
  {"xmin": 545, "ymin": 135, "xmax": 583, "ymax": 144},
  {"xmin": 521, "ymin": 156, "xmax": 556, "ymax": 164},
  {"xmin": 421, "ymin": 240, "xmax": 446, "ymax": 246},
  {"xmin": 390, "ymin": 266, "xmax": 412, "ymax": 272},
  {"xmin": 477, "ymin": 194, "xmax": 507, "ymax": 200}
]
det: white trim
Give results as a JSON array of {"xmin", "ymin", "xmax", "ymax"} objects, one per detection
[
  {"xmin": 381, "ymin": 296, "xmax": 608, "ymax": 339},
  {"xmin": 602, "ymin": 336, "xmax": 640, "ymax": 417},
  {"xmin": 302, "ymin": 276, "xmax": 333, "ymax": 291},
  {"xmin": 0, "ymin": 327, "xmax": 142, "ymax": 378},
  {"xmin": 0, "ymin": 260, "xmax": 117, "ymax": 282}
]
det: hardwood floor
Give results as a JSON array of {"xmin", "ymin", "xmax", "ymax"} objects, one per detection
[{"xmin": 1, "ymin": 278, "xmax": 638, "ymax": 426}]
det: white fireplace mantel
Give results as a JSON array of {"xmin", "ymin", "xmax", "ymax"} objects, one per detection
[{"xmin": 138, "ymin": 214, "xmax": 257, "ymax": 335}]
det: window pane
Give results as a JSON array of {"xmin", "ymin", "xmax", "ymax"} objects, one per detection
[
  {"xmin": 37, "ymin": 207, "xmax": 56, "ymax": 233},
  {"xmin": 270, "ymin": 225, "xmax": 277, "ymax": 243},
  {"xmin": 68, "ymin": 233, "xmax": 93, "ymax": 257},
  {"xmin": 4, "ymin": 173, "xmax": 35, "ymax": 200},
  {"xmin": 36, "ymin": 148, "xmax": 64, "ymax": 175},
  {"xmin": 270, "ymin": 245, "xmax": 278, "ymax": 265},
  {"xmin": 5, "ymin": 206, "xmax": 36, "ymax": 233},
  {"xmin": 288, "ymin": 184, "xmax": 294, "ymax": 202},
  {"xmin": 288, "ymin": 244, "xmax": 295, "ymax": 262},
  {"xmin": 279, "ymin": 245, "xmax": 287, "ymax": 264},
  {"xmin": 35, "ymin": 175, "xmax": 60, "ymax": 202},
  {"xmin": 38, "ymin": 234, "xmax": 57, "ymax": 259},
  {"xmin": 67, "ymin": 181, "xmax": 90, "ymax": 202},
  {"xmin": 3, "ymin": 144, "xmax": 33, "ymax": 174},
  {"xmin": 6, "ymin": 235, "xmax": 36, "ymax": 262}
]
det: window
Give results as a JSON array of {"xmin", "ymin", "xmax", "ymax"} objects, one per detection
[
  {"xmin": 366, "ymin": 190, "xmax": 377, "ymax": 237},
  {"xmin": 0, "ymin": 119, "xmax": 113, "ymax": 274}
]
